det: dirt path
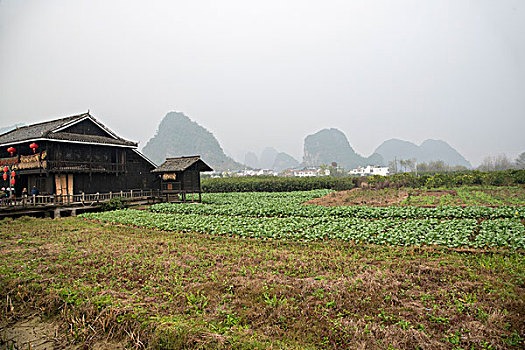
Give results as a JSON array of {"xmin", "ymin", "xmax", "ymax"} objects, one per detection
[
  {"xmin": 1, "ymin": 316, "xmax": 57, "ymax": 349},
  {"xmin": 1, "ymin": 316, "xmax": 124, "ymax": 350}
]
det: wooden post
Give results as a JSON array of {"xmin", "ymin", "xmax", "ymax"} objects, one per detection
[
  {"xmin": 130, "ymin": 189, "xmax": 133, "ymax": 198},
  {"xmin": 110, "ymin": 191, "xmax": 112, "ymax": 199},
  {"xmin": 82, "ymin": 192, "xmax": 85, "ymax": 203},
  {"xmin": 32, "ymin": 194, "xmax": 35, "ymax": 206},
  {"xmin": 120, "ymin": 190, "xmax": 123, "ymax": 197}
]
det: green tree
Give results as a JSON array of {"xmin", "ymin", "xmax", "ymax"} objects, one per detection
[{"xmin": 515, "ymin": 152, "xmax": 525, "ymax": 169}]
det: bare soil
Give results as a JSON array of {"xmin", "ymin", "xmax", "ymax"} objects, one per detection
[
  {"xmin": 0, "ymin": 315, "xmax": 125, "ymax": 350},
  {"xmin": 303, "ymin": 187, "xmax": 523, "ymax": 207},
  {"xmin": 303, "ymin": 188, "xmax": 412, "ymax": 206},
  {"xmin": 0, "ymin": 316, "xmax": 57, "ymax": 350}
]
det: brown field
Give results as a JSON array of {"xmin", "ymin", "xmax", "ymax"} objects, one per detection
[
  {"xmin": 1, "ymin": 216, "xmax": 524, "ymax": 349},
  {"xmin": 304, "ymin": 186, "xmax": 525, "ymax": 207}
]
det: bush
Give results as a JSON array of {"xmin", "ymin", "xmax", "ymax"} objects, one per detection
[
  {"xmin": 202, "ymin": 170, "xmax": 525, "ymax": 193},
  {"xmin": 202, "ymin": 176, "xmax": 354, "ymax": 193},
  {"xmin": 374, "ymin": 169, "xmax": 525, "ymax": 189},
  {"xmin": 100, "ymin": 197, "xmax": 125, "ymax": 211}
]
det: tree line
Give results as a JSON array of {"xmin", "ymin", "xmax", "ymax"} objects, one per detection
[
  {"xmin": 202, "ymin": 169, "xmax": 525, "ymax": 193},
  {"xmin": 389, "ymin": 152, "xmax": 525, "ymax": 174}
]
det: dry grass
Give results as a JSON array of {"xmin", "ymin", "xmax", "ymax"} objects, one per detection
[
  {"xmin": 0, "ymin": 216, "xmax": 524, "ymax": 349},
  {"xmin": 304, "ymin": 186, "xmax": 525, "ymax": 207}
]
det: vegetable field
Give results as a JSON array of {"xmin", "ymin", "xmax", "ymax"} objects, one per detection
[
  {"xmin": 80, "ymin": 190, "xmax": 525, "ymax": 249},
  {"xmin": 2, "ymin": 189, "xmax": 524, "ymax": 349}
]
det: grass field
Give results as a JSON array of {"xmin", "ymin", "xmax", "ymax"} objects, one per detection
[{"xmin": 1, "ymin": 187, "xmax": 524, "ymax": 349}]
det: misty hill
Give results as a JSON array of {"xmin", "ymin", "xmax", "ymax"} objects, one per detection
[
  {"xmin": 244, "ymin": 152, "xmax": 259, "ymax": 169},
  {"xmin": 374, "ymin": 139, "xmax": 472, "ymax": 168},
  {"xmin": 303, "ymin": 128, "xmax": 385, "ymax": 169},
  {"xmin": 243, "ymin": 148, "xmax": 299, "ymax": 171},
  {"xmin": 273, "ymin": 152, "xmax": 300, "ymax": 172},
  {"xmin": 142, "ymin": 112, "xmax": 243, "ymax": 171},
  {"xmin": 260, "ymin": 147, "xmax": 279, "ymax": 170}
]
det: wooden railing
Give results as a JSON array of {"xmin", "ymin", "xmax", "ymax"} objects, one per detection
[
  {"xmin": 47, "ymin": 160, "xmax": 126, "ymax": 173},
  {"xmin": 0, "ymin": 189, "xmax": 163, "ymax": 208}
]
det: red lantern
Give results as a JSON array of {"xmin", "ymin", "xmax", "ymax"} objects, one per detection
[
  {"xmin": 2, "ymin": 166, "xmax": 7, "ymax": 173},
  {"xmin": 10, "ymin": 178, "xmax": 15, "ymax": 185},
  {"xmin": 7, "ymin": 147, "xmax": 15, "ymax": 156},
  {"xmin": 2, "ymin": 173, "xmax": 6, "ymax": 181},
  {"xmin": 11, "ymin": 171, "xmax": 15, "ymax": 177},
  {"xmin": 29, "ymin": 143, "xmax": 39, "ymax": 153}
]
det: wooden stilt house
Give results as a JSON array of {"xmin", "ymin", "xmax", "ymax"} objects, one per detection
[
  {"xmin": 152, "ymin": 156, "xmax": 212, "ymax": 202},
  {"xmin": 0, "ymin": 112, "xmax": 158, "ymax": 196}
]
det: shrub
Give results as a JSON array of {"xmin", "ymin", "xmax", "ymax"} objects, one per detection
[
  {"xmin": 100, "ymin": 197, "xmax": 125, "ymax": 211},
  {"xmin": 202, "ymin": 176, "xmax": 354, "ymax": 193},
  {"xmin": 202, "ymin": 170, "xmax": 525, "ymax": 193}
]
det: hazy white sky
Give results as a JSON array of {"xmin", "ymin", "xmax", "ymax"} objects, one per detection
[{"xmin": 1, "ymin": 0, "xmax": 524, "ymax": 166}]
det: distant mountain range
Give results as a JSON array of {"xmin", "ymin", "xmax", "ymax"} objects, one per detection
[
  {"xmin": 374, "ymin": 139, "xmax": 472, "ymax": 168},
  {"xmin": 301, "ymin": 129, "xmax": 471, "ymax": 170},
  {"xmin": 303, "ymin": 128, "xmax": 385, "ymax": 170},
  {"xmin": 141, "ymin": 113, "xmax": 472, "ymax": 171},
  {"xmin": 142, "ymin": 112, "xmax": 243, "ymax": 171},
  {"xmin": 1, "ymin": 114, "xmax": 471, "ymax": 172},
  {"xmin": 243, "ymin": 147, "xmax": 300, "ymax": 172}
]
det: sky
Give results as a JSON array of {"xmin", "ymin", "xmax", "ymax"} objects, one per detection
[{"xmin": 1, "ymin": 0, "xmax": 524, "ymax": 167}]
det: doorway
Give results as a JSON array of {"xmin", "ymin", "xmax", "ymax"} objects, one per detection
[{"xmin": 55, "ymin": 174, "xmax": 73, "ymax": 203}]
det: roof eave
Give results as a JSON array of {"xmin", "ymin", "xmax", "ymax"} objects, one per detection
[{"xmin": 0, "ymin": 138, "xmax": 137, "ymax": 148}]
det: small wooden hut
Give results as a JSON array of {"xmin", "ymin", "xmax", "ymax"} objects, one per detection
[{"xmin": 151, "ymin": 156, "xmax": 212, "ymax": 202}]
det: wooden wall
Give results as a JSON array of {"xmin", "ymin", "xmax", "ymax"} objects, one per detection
[{"xmin": 60, "ymin": 119, "xmax": 111, "ymax": 137}]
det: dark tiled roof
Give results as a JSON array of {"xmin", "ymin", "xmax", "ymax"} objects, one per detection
[
  {"xmin": 50, "ymin": 132, "xmax": 136, "ymax": 146},
  {"xmin": 152, "ymin": 156, "xmax": 213, "ymax": 173},
  {"xmin": 0, "ymin": 113, "xmax": 136, "ymax": 147}
]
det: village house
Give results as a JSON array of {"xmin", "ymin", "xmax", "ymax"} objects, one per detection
[
  {"xmin": 349, "ymin": 165, "xmax": 389, "ymax": 177},
  {"xmin": 238, "ymin": 169, "xmax": 278, "ymax": 177},
  {"xmin": 0, "ymin": 112, "xmax": 158, "ymax": 196},
  {"xmin": 281, "ymin": 167, "xmax": 330, "ymax": 177}
]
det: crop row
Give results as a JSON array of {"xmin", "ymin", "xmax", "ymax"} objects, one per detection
[
  {"xmin": 150, "ymin": 191, "xmax": 525, "ymax": 219},
  {"xmin": 80, "ymin": 210, "xmax": 525, "ymax": 249}
]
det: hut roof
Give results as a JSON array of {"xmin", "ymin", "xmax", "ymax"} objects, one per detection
[
  {"xmin": 152, "ymin": 156, "xmax": 213, "ymax": 173},
  {"xmin": 0, "ymin": 112, "xmax": 136, "ymax": 147}
]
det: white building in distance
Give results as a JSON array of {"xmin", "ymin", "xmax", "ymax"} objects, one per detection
[
  {"xmin": 238, "ymin": 169, "xmax": 278, "ymax": 177},
  {"xmin": 349, "ymin": 165, "xmax": 389, "ymax": 177},
  {"xmin": 283, "ymin": 167, "xmax": 330, "ymax": 177}
]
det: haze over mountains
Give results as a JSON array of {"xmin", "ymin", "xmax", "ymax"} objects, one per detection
[
  {"xmin": 141, "ymin": 112, "xmax": 472, "ymax": 171},
  {"xmin": 374, "ymin": 139, "xmax": 472, "ymax": 168},
  {"xmin": 0, "ymin": 112, "xmax": 472, "ymax": 172},
  {"xmin": 244, "ymin": 147, "xmax": 300, "ymax": 173}
]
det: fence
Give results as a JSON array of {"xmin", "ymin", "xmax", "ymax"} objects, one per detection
[{"xmin": 0, "ymin": 189, "xmax": 163, "ymax": 208}]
